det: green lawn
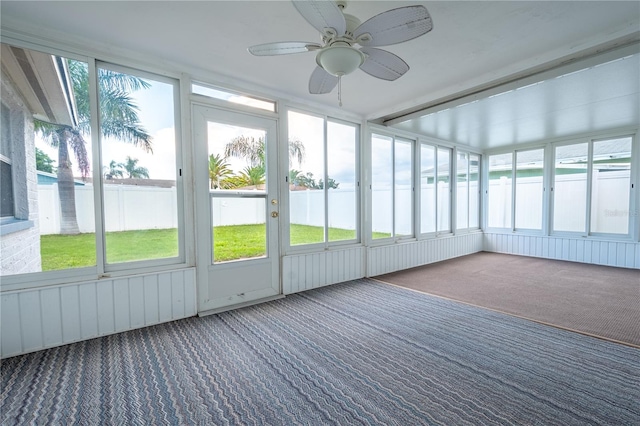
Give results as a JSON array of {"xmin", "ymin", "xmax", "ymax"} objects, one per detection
[{"xmin": 40, "ymin": 224, "xmax": 388, "ymax": 270}]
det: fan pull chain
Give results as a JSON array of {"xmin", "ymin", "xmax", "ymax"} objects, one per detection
[{"xmin": 338, "ymin": 75, "xmax": 343, "ymax": 107}]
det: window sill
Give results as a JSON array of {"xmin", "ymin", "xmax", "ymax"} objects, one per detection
[{"xmin": 0, "ymin": 218, "xmax": 34, "ymax": 236}]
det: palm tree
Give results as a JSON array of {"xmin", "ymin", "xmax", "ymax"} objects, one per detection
[
  {"xmin": 104, "ymin": 160, "xmax": 124, "ymax": 179},
  {"xmin": 120, "ymin": 156, "xmax": 150, "ymax": 179},
  {"xmin": 224, "ymin": 136, "xmax": 264, "ymax": 168},
  {"xmin": 35, "ymin": 60, "xmax": 152, "ymax": 234},
  {"xmin": 239, "ymin": 165, "xmax": 266, "ymax": 187},
  {"xmin": 208, "ymin": 154, "xmax": 233, "ymax": 189},
  {"xmin": 224, "ymin": 136, "xmax": 305, "ymax": 185}
]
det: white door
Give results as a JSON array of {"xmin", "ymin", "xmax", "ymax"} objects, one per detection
[{"xmin": 193, "ymin": 106, "xmax": 280, "ymax": 314}]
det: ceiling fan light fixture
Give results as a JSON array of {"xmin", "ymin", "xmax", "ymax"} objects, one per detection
[{"xmin": 316, "ymin": 43, "xmax": 365, "ymax": 77}]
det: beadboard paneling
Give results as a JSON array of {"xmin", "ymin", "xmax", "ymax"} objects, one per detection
[
  {"xmin": 1, "ymin": 268, "xmax": 196, "ymax": 358},
  {"xmin": 283, "ymin": 247, "xmax": 365, "ymax": 294},
  {"xmin": 483, "ymin": 233, "xmax": 640, "ymax": 269},
  {"xmin": 367, "ymin": 232, "xmax": 485, "ymax": 277}
]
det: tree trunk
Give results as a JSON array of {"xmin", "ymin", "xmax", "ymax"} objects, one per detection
[{"xmin": 56, "ymin": 130, "xmax": 80, "ymax": 234}]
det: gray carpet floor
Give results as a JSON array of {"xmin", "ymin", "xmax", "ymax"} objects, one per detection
[
  {"xmin": 2, "ymin": 279, "xmax": 639, "ymax": 425},
  {"xmin": 375, "ymin": 252, "xmax": 640, "ymax": 347}
]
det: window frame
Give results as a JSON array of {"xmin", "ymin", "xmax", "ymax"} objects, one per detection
[
  {"xmin": 455, "ymin": 149, "xmax": 482, "ymax": 233},
  {"xmin": 0, "ymin": 42, "xmax": 188, "ymax": 291},
  {"xmin": 284, "ymin": 107, "xmax": 361, "ymax": 253},
  {"xmin": 369, "ymin": 130, "xmax": 416, "ymax": 244},
  {"xmin": 550, "ymin": 134, "xmax": 636, "ymax": 239}
]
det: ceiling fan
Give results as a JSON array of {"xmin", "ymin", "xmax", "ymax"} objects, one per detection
[{"xmin": 248, "ymin": 0, "xmax": 433, "ymax": 106}]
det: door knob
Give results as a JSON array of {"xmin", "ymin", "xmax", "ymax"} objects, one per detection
[{"xmin": 271, "ymin": 211, "xmax": 279, "ymax": 218}]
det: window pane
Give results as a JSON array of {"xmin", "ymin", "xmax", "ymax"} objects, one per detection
[
  {"xmin": 591, "ymin": 137, "xmax": 632, "ymax": 234},
  {"xmin": 191, "ymin": 83, "xmax": 276, "ymax": 112},
  {"xmin": 487, "ymin": 153, "xmax": 513, "ymax": 228},
  {"xmin": 206, "ymin": 122, "xmax": 268, "ymax": 262},
  {"xmin": 395, "ymin": 139, "xmax": 413, "ymax": 237},
  {"xmin": 99, "ymin": 65, "xmax": 178, "ymax": 264},
  {"xmin": 420, "ymin": 144, "xmax": 436, "ymax": 234},
  {"xmin": 371, "ymin": 134, "xmax": 393, "ymax": 239},
  {"xmin": 515, "ymin": 149, "xmax": 544, "ymax": 230},
  {"xmin": 469, "ymin": 154, "xmax": 480, "ymax": 228},
  {"xmin": 1, "ymin": 44, "xmax": 97, "ymax": 276},
  {"xmin": 288, "ymin": 111, "xmax": 325, "ymax": 245},
  {"xmin": 327, "ymin": 121, "xmax": 357, "ymax": 242},
  {"xmin": 554, "ymin": 143, "xmax": 587, "ymax": 232},
  {"xmin": 437, "ymin": 148, "xmax": 451, "ymax": 232},
  {"xmin": 456, "ymin": 152, "xmax": 469, "ymax": 230}
]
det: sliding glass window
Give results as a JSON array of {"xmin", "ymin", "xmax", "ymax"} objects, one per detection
[
  {"xmin": 456, "ymin": 151, "xmax": 481, "ymax": 231},
  {"xmin": 288, "ymin": 110, "xmax": 359, "ymax": 247},
  {"xmin": 371, "ymin": 133, "xmax": 414, "ymax": 240},
  {"xmin": 437, "ymin": 148, "xmax": 451, "ymax": 233},
  {"xmin": 98, "ymin": 63, "xmax": 181, "ymax": 266},
  {"xmin": 0, "ymin": 42, "xmax": 183, "ymax": 286},
  {"xmin": 515, "ymin": 148, "xmax": 544, "ymax": 230},
  {"xmin": 487, "ymin": 153, "xmax": 513, "ymax": 229},
  {"xmin": 552, "ymin": 136, "xmax": 633, "ymax": 236}
]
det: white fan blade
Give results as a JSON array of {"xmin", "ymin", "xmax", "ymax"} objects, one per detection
[
  {"xmin": 354, "ymin": 6, "xmax": 433, "ymax": 47},
  {"xmin": 359, "ymin": 48, "xmax": 409, "ymax": 81},
  {"xmin": 292, "ymin": 0, "xmax": 346, "ymax": 37},
  {"xmin": 248, "ymin": 42, "xmax": 322, "ymax": 56},
  {"xmin": 309, "ymin": 65, "xmax": 338, "ymax": 94}
]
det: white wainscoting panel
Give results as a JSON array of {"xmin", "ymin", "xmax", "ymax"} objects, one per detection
[
  {"xmin": 367, "ymin": 232, "xmax": 484, "ymax": 277},
  {"xmin": 1, "ymin": 268, "xmax": 196, "ymax": 358},
  {"xmin": 283, "ymin": 247, "xmax": 366, "ymax": 294},
  {"xmin": 483, "ymin": 233, "xmax": 640, "ymax": 269}
]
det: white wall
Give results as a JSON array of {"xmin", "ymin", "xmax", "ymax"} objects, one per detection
[
  {"xmin": 484, "ymin": 233, "xmax": 640, "ymax": 269},
  {"xmin": 1, "ymin": 268, "xmax": 197, "ymax": 358}
]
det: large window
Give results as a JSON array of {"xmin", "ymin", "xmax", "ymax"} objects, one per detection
[
  {"xmin": 515, "ymin": 148, "xmax": 544, "ymax": 230},
  {"xmin": 437, "ymin": 148, "xmax": 451, "ymax": 232},
  {"xmin": 487, "ymin": 153, "xmax": 513, "ymax": 229},
  {"xmin": 553, "ymin": 137, "xmax": 633, "ymax": 235},
  {"xmin": 288, "ymin": 110, "xmax": 359, "ymax": 247},
  {"xmin": 0, "ymin": 43, "xmax": 183, "ymax": 282},
  {"xmin": 456, "ymin": 151, "xmax": 480, "ymax": 231},
  {"xmin": 371, "ymin": 134, "xmax": 413, "ymax": 240},
  {"xmin": 553, "ymin": 143, "xmax": 587, "ymax": 232},
  {"xmin": 99, "ymin": 63, "xmax": 180, "ymax": 266},
  {"xmin": 420, "ymin": 144, "xmax": 436, "ymax": 233}
]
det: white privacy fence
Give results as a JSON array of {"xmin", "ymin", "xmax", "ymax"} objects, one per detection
[
  {"xmin": 38, "ymin": 173, "xmax": 631, "ymax": 235},
  {"xmin": 487, "ymin": 171, "xmax": 631, "ymax": 233},
  {"xmin": 38, "ymin": 185, "xmax": 179, "ymax": 234}
]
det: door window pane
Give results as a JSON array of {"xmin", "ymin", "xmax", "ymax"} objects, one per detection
[
  {"xmin": 456, "ymin": 152, "xmax": 469, "ymax": 230},
  {"xmin": 553, "ymin": 143, "xmax": 587, "ymax": 232},
  {"xmin": 515, "ymin": 149, "xmax": 544, "ymax": 230},
  {"xmin": 288, "ymin": 111, "xmax": 325, "ymax": 245},
  {"xmin": 590, "ymin": 137, "xmax": 632, "ymax": 234},
  {"xmin": 469, "ymin": 154, "xmax": 480, "ymax": 229},
  {"xmin": 487, "ymin": 153, "xmax": 513, "ymax": 228},
  {"xmin": 207, "ymin": 122, "xmax": 267, "ymax": 262},
  {"xmin": 371, "ymin": 134, "xmax": 393, "ymax": 239},
  {"xmin": 327, "ymin": 121, "xmax": 357, "ymax": 242},
  {"xmin": 420, "ymin": 144, "xmax": 436, "ymax": 234},
  {"xmin": 99, "ymin": 65, "xmax": 179, "ymax": 264},
  {"xmin": 395, "ymin": 139, "xmax": 413, "ymax": 237},
  {"xmin": 437, "ymin": 148, "xmax": 451, "ymax": 232}
]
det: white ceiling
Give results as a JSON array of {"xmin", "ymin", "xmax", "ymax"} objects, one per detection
[{"xmin": 1, "ymin": 1, "xmax": 639, "ymax": 150}]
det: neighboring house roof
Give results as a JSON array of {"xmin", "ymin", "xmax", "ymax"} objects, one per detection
[{"xmin": 36, "ymin": 171, "xmax": 84, "ymax": 186}]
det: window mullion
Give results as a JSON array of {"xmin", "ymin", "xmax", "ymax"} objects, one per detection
[
  {"xmin": 89, "ymin": 58, "xmax": 106, "ymax": 276},
  {"xmin": 323, "ymin": 119, "xmax": 329, "ymax": 245}
]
